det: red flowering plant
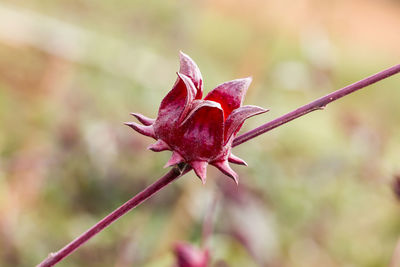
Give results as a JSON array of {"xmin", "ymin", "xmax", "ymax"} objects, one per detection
[
  {"xmin": 126, "ymin": 52, "xmax": 268, "ymax": 184},
  {"xmin": 37, "ymin": 52, "xmax": 399, "ymax": 266}
]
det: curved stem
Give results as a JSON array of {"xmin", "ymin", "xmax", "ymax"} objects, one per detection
[
  {"xmin": 37, "ymin": 63, "xmax": 399, "ymax": 266},
  {"xmin": 233, "ymin": 64, "xmax": 400, "ymax": 147},
  {"xmin": 37, "ymin": 165, "xmax": 191, "ymax": 267}
]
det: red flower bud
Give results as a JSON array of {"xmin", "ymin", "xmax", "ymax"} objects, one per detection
[
  {"xmin": 174, "ymin": 242, "xmax": 210, "ymax": 267},
  {"xmin": 126, "ymin": 52, "xmax": 268, "ymax": 184}
]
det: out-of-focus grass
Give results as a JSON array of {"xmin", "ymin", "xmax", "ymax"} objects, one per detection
[{"xmin": 0, "ymin": 1, "xmax": 399, "ymax": 266}]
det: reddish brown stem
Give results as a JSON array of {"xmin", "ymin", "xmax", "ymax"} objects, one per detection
[
  {"xmin": 37, "ymin": 64, "xmax": 399, "ymax": 266},
  {"xmin": 37, "ymin": 165, "xmax": 190, "ymax": 267},
  {"xmin": 233, "ymin": 64, "xmax": 400, "ymax": 147}
]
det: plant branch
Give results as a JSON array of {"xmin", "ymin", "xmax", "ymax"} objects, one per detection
[
  {"xmin": 38, "ymin": 63, "xmax": 399, "ymax": 266},
  {"xmin": 233, "ymin": 64, "xmax": 400, "ymax": 147},
  {"xmin": 37, "ymin": 164, "xmax": 191, "ymax": 267}
]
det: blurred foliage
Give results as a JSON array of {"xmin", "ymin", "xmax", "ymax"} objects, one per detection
[{"xmin": 0, "ymin": 0, "xmax": 399, "ymax": 266}]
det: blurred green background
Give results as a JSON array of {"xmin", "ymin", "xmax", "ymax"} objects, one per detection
[{"xmin": 0, "ymin": 0, "xmax": 399, "ymax": 266}]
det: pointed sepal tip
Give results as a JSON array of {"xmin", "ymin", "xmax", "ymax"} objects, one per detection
[
  {"xmin": 164, "ymin": 151, "xmax": 185, "ymax": 168},
  {"xmin": 213, "ymin": 160, "xmax": 239, "ymax": 185},
  {"xmin": 124, "ymin": 122, "xmax": 156, "ymax": 139},
  {"xmin": 147, "ymin": 139, "xmax": 170, "ymax": 152},
  {"xmin": 228, "ymin": 153, "xmax": 248, "ymax": 166},
  {"xmin": 130, "ymin": 112, "xmax": 155, "ymax": 126},
  {"xmin": 191, "ymin": 161, "xmax": 208, "ymax": 184}
]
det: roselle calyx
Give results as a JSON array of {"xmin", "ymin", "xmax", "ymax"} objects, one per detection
[{"xmin": 126, "ymin": 52, "xmax": 268, "ymax": 184}]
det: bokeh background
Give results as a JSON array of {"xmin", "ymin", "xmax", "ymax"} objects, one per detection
[{"xmin": 0, "ymin": 0, "xmax": 399, "ymax": 266}]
